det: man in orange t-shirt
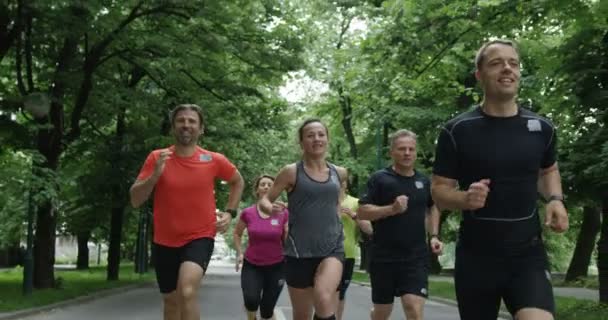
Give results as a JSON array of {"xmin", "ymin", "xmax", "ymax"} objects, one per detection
[{"xmin": 130, "ymin": 104, "xmax": 244, "ymax": 320}]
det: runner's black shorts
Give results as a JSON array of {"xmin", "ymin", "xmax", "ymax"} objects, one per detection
[
  {"xmin": 370, "ymin": 259, "xmax": 429, "ymax": 304},
  {"xmin": 454, "ymin": 238, "xmax": 555, "ymax": 319},
  {"xmin": 285, "ymin": 252, "xmax": 344, "ymax": 289},
  {"xmin": 153, "ymin": 237, "xmax": 214, "ymax": 294}
]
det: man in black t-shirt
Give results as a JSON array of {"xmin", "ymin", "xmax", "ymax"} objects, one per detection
[
  {"xmin": 358, "ymin": 129, "xmax": 443, "ymax": 320},
  {"xmin": 432, "ymin": 39, "xmax": 568, "ymax": 320}
]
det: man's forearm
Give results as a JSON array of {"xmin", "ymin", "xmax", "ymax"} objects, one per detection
[
  {"xmin": 357, "ymin": 204, "xmax": 394, "ymax": 221},
  {"xmin": 357, "ymin": 220, "xmax": 373, "ymax": 235},
  {"xmin": 431, "ymin": 184, "xmax": 468, "ymax": 211},
  {"xmin": 427, "ymin": 207, "xmax": 441, "ymax": 235},
  {"xmin": 129, "ymin": 174, "xmax": 160, "ymax": 208},
  {"xmin": 538, "ymin": 169, "xmax": 563, "ymax": 200},
  {"xmin": 226, "ymin": 178, "xmax": 244, "ymax": 210}
]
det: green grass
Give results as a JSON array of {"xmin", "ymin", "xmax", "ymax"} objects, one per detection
[
  {"xmin": 0, "ymin": 265, "xmax": 154, "ymax": 312},
  {"xmin": 554, "ymin": 276, "xmax": 599, "ymax": 290},
  {"xmin": 353, "ymin": 271, "xmax": 607, "ymax": 320}
]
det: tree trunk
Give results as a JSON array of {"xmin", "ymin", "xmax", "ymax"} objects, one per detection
[
  {"xmin": 598, "ymin": 194, "xmax": 608, "ymax": 303},
  {"xmin": 76, "ymin": 231, "xmax": 90, "ymax": 270},
  {"xmin": 33, "ymin": 203, "xmax": 56, "ymax": 288},
  {"xmin": 32, "ymin": 34, "xmax": 78, "ymax": 289},
  {"xmin": 566, "ymin": 205, "xmax": 601, "ymax": 281},
  {"xmin": 338, "ymin": 86, "xmax": 359, "ymax": 190},
  {"xmin": 107, "ymin": 206, "xmax": 124, "ymax": 281}
]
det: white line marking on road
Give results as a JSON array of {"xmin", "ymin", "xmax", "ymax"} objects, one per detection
[{"xmin": 275, "ymin": 306, "xmax": 290, "ymax": 320}]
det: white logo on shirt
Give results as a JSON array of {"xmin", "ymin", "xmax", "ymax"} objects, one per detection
[
  {"xmin": 199, "ymin": 154, "xmax": 212, "ymax": 162},
  {"xmin": 421, "ymin": 288, "xmax": 427, "ymax": 295},
  {"xmin": 415, "ymin": 181, "xmax": 424, "ymax": 189},
  {"xmin": 527, "ymin": 119, "xmax": 542, "ymax": 132},
  {"xmin": 271, "ymin": 219, "xmax": 279, "ymax": 226}
]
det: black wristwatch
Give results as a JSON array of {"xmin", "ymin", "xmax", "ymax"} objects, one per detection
[
  {"xmin": 546, "ymin": 195, "xmax": 565, "ymax": 206},
  {"xmin": 225, "ymin": 209, "xmax": 237, "ymax": 218}
]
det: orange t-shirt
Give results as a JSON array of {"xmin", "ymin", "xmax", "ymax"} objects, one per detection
[{"xmin": 136, "ymin": 145, "xmax": 237, "ymax": 247}]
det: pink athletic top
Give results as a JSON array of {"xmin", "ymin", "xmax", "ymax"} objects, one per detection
[{"xmin": 240, "ymin": 205, "xmax": 288, "ymax": 266}]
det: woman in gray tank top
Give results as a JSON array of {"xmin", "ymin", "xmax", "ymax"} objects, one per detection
[{"xmin": 259, "ymin": 119, "xmax": 347, "ymax": 320}]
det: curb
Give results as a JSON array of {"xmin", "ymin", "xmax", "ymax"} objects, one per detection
[
  {"xmin": 0, "ymin": 282, "xmax": 155, "ymax": 320},
  {"xmin": 352, "ymin": 281, "xmax": 513, "ymax": 320}
]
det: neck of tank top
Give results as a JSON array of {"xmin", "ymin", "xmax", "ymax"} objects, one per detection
[{"xmin": 302, "ymin": 157, "xmax": 327, "ymax": 170}]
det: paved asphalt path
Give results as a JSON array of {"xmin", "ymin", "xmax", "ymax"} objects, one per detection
[{"xmin": 17, "ymin": 261, "xmax": 504, "ymax": 320}]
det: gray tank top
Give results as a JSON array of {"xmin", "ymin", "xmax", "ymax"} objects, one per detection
[{"xmin": 285, "ymin": 161, "xmax": 344, "ymax": 258}]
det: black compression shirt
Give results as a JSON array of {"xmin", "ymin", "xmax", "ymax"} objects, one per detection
[
  {"xmin": 433, "ymin": 106, "xmax": 557, "ymax": 250},
  {"xmin": 359, "ymin": 167, "xmax": 433, "ymax": 261}
]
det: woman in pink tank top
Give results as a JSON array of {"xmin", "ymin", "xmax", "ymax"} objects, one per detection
[{"xmin": 234, "ymin": 175, "xmax": 289, "ymax": 320}]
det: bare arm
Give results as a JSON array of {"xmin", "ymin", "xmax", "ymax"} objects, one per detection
[
  {"xmin": 431, "ymin": 175, "xmax": 467, "ymax": 210},
  {"xmin": 233, "ymin": 217, "xmax": 246, "ymax": 271},
  {"xmin": 225, "ymin": 169, "xmax": 245, "ymax": 211},
  {"xmin": 216, "ymin": 170, "xmax": 245, "ymax": 233},
  {"xmin": 130, "ymin": 150, "xmax": 172, "ymax": 208},
  {"xmin": 357, "ymin": 203, "xmax": 397, "ymax": 221},
  {"xmin": 537, "ymin": 163, "xmax": 562, "ymax": 199},
  {"xmin": 431, "ymin": 175, "xmax": 490, "ymax": 211},
  {"xmin": 283, "ymin": 222, "xmax": 289, "ymax": 243},
  {"xmin": 337, "ymin": 166, "xmax": 348, "ymax": 204},
  {"xmin": 129, "ymin": 175, "xmax": 160, "ymax": 208},
  {"xmin": 538, "ymin": 162, "xmax": 568, "ymax": 232},
  {"xmin": 233, "ymin": 218, "xmax": 246, "ymax": 257},
  {"xmin": 426, "ymin": 205, "xmax": 441, "ymax": 236},
  {"xmin": 356, "ymin": 219, "xmax": 373, "ymax": 235},
  {"xmin": 259, "ymin": 164, "xmax": 295, "ymax": 214}
]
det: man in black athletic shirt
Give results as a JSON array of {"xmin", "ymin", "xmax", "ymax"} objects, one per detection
[
  {"xmin": 431, "ymin": 39, "xmax": 568, "ymax": 320},
  {"xmin": 358, "ymin": 129, "xmax": 443, "ymax": 320}
]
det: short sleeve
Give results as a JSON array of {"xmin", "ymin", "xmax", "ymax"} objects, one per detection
[
  {"xmin": 240, "ymin": 207, "xmax": 252, "ymax": 224},
  {"xmin": 359, "ymin": 174, "xmax": 380, "ymax": 205},
  {"xmin": 136, "ymin": 152, "xmax": 157, "ymax": 181},
  {"xmin": 432, "ymin": 127, "xmax": 459, "ymax": 179},
  {"xmin": 214, "ymin": 153, "xmax": 237, "ymax": 181},
  {"xmin": 541, "ymin": 125, "xmax": 557, "ymax": 169},
  {"xmin": 426, "ymin": 179, "xmax": 435, "ymax": 208}
]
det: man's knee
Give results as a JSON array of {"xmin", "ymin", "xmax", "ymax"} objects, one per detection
[
  {"xmin": 401, "ymin": 295, "xmax": 424, "ymax": 320},
  {"xmin": 178, "ymin": 283, "xmax": 199, "ymax": 301},
  {"xmin": 515, "ymin": 308, "xmax": 553, "ymax": 320},
  {"xmin": 371, "ymin": 304, "xmax": 393, "ymax": 320},
  {"xmin": 403, "ymin": 304, "xmax": 422, "ymax": 320}
]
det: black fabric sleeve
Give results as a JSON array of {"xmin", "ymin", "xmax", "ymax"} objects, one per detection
[
  {"xmin": 541, "ymin": 124, "xmax": 557, "ymax": 169},
  {"xmin": 359, "ymin": 173, "xmax": 380, "ymax": 205},
  {"xmin": 426, "ymin": 179, "xmax": 435, "ymax": 208},
  {"xmin": 432, "ymin": 126, "xmax": 459, "ymax": 179}
]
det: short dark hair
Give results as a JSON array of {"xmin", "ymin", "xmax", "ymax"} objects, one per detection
[
  {"xmin": 169, "ymin": 104, "xmax": 205, "ymax": 129},
  {"xmin": 475, "ymin": 39, "xmax": 520, "ymax": 70},
  {"xmin": 297, "ymin": 118, "xmax": 328, "ymax": 142}
]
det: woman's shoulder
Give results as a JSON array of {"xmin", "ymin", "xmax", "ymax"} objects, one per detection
[{"xmin": 240, "ymin": 205, "xmax": 257, "ymax": 218}]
